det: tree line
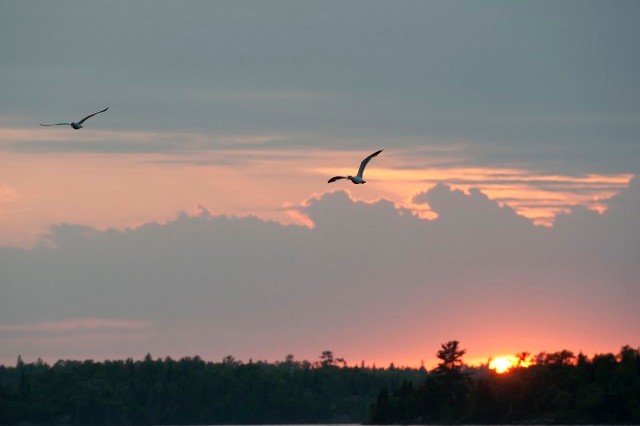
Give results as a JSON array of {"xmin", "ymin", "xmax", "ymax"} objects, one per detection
[
  {"xmin": 0, "ymin": 351, "xmax": 425, "ymax": 425},
  {"xmin": 1, "ymin": 343, "xmax": 638, "ymax": 425},
  {"xmin": 369, "ymin": 341, "xmax": 640, "ymax": 424}
]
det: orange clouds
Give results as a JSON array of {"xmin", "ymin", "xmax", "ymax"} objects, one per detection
[
  {"xmin": 0, "ymin": 135, "xmax": 634, "ymax": 247},
  {"xmin": 315, "ymin": 151, "xmax": 632, "ymax": 226}
]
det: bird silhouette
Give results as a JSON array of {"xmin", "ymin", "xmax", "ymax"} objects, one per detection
[
  {"xmin": 328, "ymin": 149, "xmax": 383, "ymax": 184},
  {"xmin": 40, "ymin": 107, "xmax": 109, "ymax": 130}
]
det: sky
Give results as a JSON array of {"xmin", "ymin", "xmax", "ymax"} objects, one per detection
[{"xmin": 1, "ymin": 0, "xmax": 639, "ymax": 368}]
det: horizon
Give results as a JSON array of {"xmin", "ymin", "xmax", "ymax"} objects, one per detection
[{"xmin": 5, "ymin": 341, "xmax": 637, "ymax": 372}]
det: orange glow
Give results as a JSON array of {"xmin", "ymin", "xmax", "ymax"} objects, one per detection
[
  {"xmin": 489, "ymin": 356, "xmax": 518, "ymax": 373},
  {"xmin": 0, "ymin": 130, "xmax": 635, "ymax": 247},
  {"xmin": 366, "ymin": 165, "xmax": 632, "ymax": 227},
  {"xmin": 488, "ymin": 355, "xmax": 533, "ymax": 373}
]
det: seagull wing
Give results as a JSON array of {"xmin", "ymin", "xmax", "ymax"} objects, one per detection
[
  {"xmin": 40, "ymin": 123, "xmax": 71, "ymax": 126},
  {"xmin": 328, "ymin": 176, "xmax": 348, "ymax": 183},
  {"xmin": 356, "ymin": 149, "xmax": 383, "ymax": 178},
  {"xmin": 78, "ymin": 107, "xmax": 109, "ymax": 124}
]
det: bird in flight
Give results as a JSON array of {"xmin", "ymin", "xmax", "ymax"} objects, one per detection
[
  {"xmin": 328, "ymin": 149, "xmax": 383, "ymax": 184},
  {"xmin": 40, "ymin": 107, "xmax": 109, "ymax": 130}
]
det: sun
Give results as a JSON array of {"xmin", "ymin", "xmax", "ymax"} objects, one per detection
[{"xmin": 489, "ymin": 356, "xmax": 518, "ymax": 374}]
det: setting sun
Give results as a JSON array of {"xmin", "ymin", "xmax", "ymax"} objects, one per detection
[{"xmin": 489, "ymin": 356, "xmax": 518, "ymax": 374}]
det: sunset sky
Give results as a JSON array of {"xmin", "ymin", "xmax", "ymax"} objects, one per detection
[{"xmin": 1, "ymin": 1, "xmax": 639, "ymax": 368}]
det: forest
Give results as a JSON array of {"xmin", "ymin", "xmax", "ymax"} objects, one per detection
[
  {"xmin": 0, "ymin": 351, "xmax": 424, "ymax": 425},
  {"xmin": 370, "ymin": 341, "xmax": 640, "ymax": 424},
  {"xmin": 0, "ymin": 343, "xmax": 638, "ymax": 425}
]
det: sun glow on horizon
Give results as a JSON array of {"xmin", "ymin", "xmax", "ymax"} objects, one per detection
[{"xmin": 488, "ymin": 356, "xmax": 527, "ymax": 374}]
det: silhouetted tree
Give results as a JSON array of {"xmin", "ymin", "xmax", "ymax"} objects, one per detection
[
  {"xmin": 429, "ymin": 340, "xmax": 468, "ymax": 422},
  {"xmin": 515, "ymin": 351, "xmax": 531, "ymax": 367},
  {"xmin": 434, "ymin": 340, "xmax": 466, "ymax": 374},
  {"xmin": 318, "ymin": 350, "xmax": 335, "ymax": 368}
]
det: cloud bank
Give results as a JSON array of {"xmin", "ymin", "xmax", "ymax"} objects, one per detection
[{"xmin": 1, "ymin": 178, "xmax": 638, "ymax": 366}]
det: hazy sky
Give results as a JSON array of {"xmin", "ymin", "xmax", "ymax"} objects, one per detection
[{"xmin": 1, "ymin": 1, "xmax": 639, "ymax": 367}]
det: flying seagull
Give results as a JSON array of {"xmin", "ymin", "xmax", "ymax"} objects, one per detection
[
  {"xmin": 328, "ymin": 149, "xmax": 383, "ymax": 184},
  {"xmin": 40, "ymin": 107, "xmax": 109, "ymax": 130}
]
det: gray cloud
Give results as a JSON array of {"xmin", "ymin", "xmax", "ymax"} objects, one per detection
[
  {"xmin": 1, "ymin": 1, "xmax": 639, "ymax": 173},
  {"xmin": 0, "ymin": 128, "xmax": 295, "ymax": 156},
  {"xmin": 1, "ymin": 177, "xmax": 638, "ymax": 364}
]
